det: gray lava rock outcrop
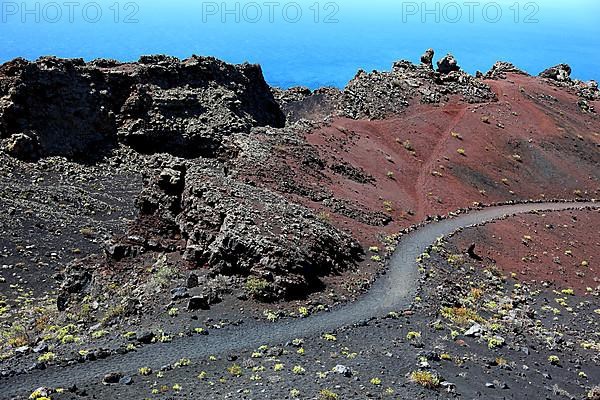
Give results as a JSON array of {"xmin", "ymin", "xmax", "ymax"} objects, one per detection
[
  {"xmin": 540, "ymin": 64, "xmax": 571, "ymax": 82},
  {"xmin": 436, "ymin": 53, "xmax": 460, "ymax": 74},
  {"xmin": 484, "ymin": 61, "xmax": 529, "ymax": 80},
  {"xmin": 0, "ymin": 55, "xmax": 284, "ymax": 160},
  {"xmin": 539, "ymin": 63, "xmax": 572, "ymax": 82},
  {"xmin": 275, "ymin": 50, "xmax": 496, "ymax": 121},
  {"xmin": 535, "ymin": 63, "xmax": 598, "ymax": 111},
  {"xmin": 340, "ymin": 58, "xmax": 496, "ymax": 119},
  {"xmin": 420, "ymin": 48, "xmax": 435, "ymax": 68},
  {"xmin": 136, "ymin": 159, "xmax": 363, "ymax": 299}
]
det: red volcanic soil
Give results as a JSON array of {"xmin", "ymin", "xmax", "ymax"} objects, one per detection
[
  {"xmin": 298, "ymin": 73, "xmax": 599, "ymax": 247},
  {"xmin": 451, "ymin": 208, "xmax": 600, "ymax": 292}
]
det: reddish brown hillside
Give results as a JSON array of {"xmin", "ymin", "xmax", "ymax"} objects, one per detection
[
  {"xmin": 253, "ymin": 73, "xmax": 600, "ymax": 248},
  {"xmin": 451, "ymin": 208, "xmax": 600, "ymax": 291}
]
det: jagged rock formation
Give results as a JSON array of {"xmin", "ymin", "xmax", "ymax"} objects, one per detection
[
  {"xmin": 484, "ymin": 61, "xmax": 529, "ymax": 80},
  {"xmin": 535, "ymin": 63, "xmax": 598, "ymax": 112},
  {"xmin": 539, "ymin": 63, "xmax": 572, "ymax": 82},
  {"xmin": 103, "ymin": 156, "xmax": 363, "ymax": 301},
  {"xmin": 275, "ymin": 52, "xmax": 497, "ymax": 121},
  {"xmin": 436, "ymin": 53, "xmax": 460, "ymax": 74},
  {"xmin": 0, "ymin": 55, "xmax": 284, "ymax": 160},
  {"xmin": 420, "ymin": 48, "xmax": 435, "ymax": 68},
  {"xmin": 340, "ymin": 59, "xmax": 495, "ymax": 119}
]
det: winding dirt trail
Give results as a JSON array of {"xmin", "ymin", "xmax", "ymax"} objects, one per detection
[{"xmin": 2, "ymin": 201, "xmax": 597, "ymax": 398}]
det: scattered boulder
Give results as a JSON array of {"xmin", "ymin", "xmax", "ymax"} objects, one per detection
[
  {"xmin": 33, "ymin": 342, "xmax": 48, "ymax": 353},
  {"xmin": 102, "ymin": 372, "xmax": 123, "ymax": 385},
  {"xmin": 136, "ymin": 331, "xmax": 155, "ymax": 344},
  {"xmin": 332, "ymin": 364, "xmax": 353, "ymax": 377},
  {"xmin": 578, "ymin": 99, "xmax": 595, "ymax": 113},
  {"xmin": 437, "ymin": 54, "xmax": 460, "ymax": 74},
  {"xmin": 539, "ymin": 64, "xmax": 572, "ymax": 82},
  {"xmin": 188, "ymin": 295, "xmax": 210, "ymax": 311},
  {"xmin": 588, "ymin": 386, "xmax": 600, "ymax": 400},
  {"xmin": 187, "ymin": 273, "xmax": 199, "ymax": 289},
  {"xmin": 578, "ymin": 80, "xmax": 600, "ymax": 101},
  {"xmin": 14, "ymin": 346, "xmax": 30, "ymax": 354},
  {"xmin": 464, "ymin": 323, "xmax": 483, "ymax": 337},
  {"xmin": 466, "ymin": 243, "xmax": 483, "ymax": 261},
  {"xmin": 2, "ymin": 133, "xmax": 40, "ymax": 160}
]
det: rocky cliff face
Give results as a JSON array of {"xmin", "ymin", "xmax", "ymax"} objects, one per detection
[
  {"xmin": 0, "ymin": 55, "xmax": 285, "ymax": 160},
  {"xmin": 142, "ymin": 160, "xmax": 362, "ymax": 299}
]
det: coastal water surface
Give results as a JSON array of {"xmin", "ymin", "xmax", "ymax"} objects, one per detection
[{"xmin": 1, "ymin": 0, "xmax": 598, "ymax": 88}]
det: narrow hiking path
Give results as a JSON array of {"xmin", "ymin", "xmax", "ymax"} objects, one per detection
[{"xmin": 2, "ymin": 201, "xmax": 597, "ymax": 398}]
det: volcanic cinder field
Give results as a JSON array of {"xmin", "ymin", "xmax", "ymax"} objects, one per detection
[{"xmin": 0, "ymin": 53, "xmax": 599, "ymax": 400}]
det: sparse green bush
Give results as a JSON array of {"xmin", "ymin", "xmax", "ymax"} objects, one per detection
[
  {"xmin": 441, "ymin": 306, "xmax": 482, "ymax": 326},
  {"xmin": 245, "ymin": 277, "xmax": 270, "ymax": 298},
  {"xmin": 292, "ymin": 365, "xmax": 306, "ymax": 375},
  {"xmin": 37, "ymin": 352, "xmax": 56, "ymax": 363},
  {"xmin": 409, "ymin": 370, "xmax": 440, "ymax": 388},
  {"xmin": 101, "ymin": 305, "xmax": 125, "ymax": 325},
  {"xmin": 487, "ymin": 336, "xmax": 505, "ymax": 349},
  {"xmin": 298, "ymin": 307, "xmax": 309, "ymax": 317},
  {"xmin": 228, "ymin": 363, "xmax": 243, "ymax": 377},
  {"xmin": 319, "ymin": 389, "xmax": 339, "ymax": 400},
  {"xmin": 322, "ymin": 333, "xmax": 337, "ymax": 342},
  {"xmin": 150, "ymin": 255, "xmax": 179, "ymax": 289}
]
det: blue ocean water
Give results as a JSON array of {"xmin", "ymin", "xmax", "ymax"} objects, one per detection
[{"xmin": 0, "ymin": 0, "xmax": 598, "ymax": 88}]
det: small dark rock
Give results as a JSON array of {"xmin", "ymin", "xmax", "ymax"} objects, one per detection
[
  {"xmin": 171, "ymin": 287, "xmax": 189, "ymax": 301},
  {"xmin": 266, "ymin": 347, "xmax": 284, "ymax": 357},
  {"xmin": 188, "ymin": 295, "xmax": 210, "ymax": 311},
  {"xmin": 187, "ymin": 273, "xmax": 199, "ymax": 289},
  {"xmin": 137, "ymin": 331, "xmax": 155, "ymax": 344},
  {"xmin": 56, "ymin": 294, "xmax": 69, "ymax": 312},
  {"xmin": 33, "ymin": 342, "xmax": 48, "ymax": 353},
  {"xmin": 103, "ymin": 372, "xmax": 123, "ymax": 384}
]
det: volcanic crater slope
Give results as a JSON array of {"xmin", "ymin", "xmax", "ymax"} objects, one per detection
[{"xmin": 0, "ymin": 52, "xmax": 599, "ymax": 400}]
